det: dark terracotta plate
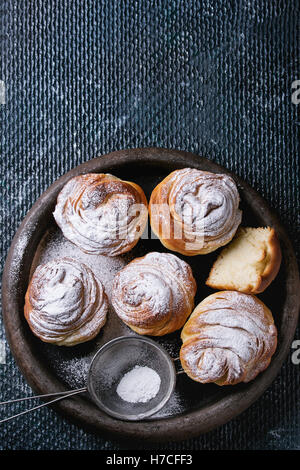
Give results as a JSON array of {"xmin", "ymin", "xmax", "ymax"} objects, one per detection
[{"xmin": 2, "ymin": 148, "xmax": 300, "ymax": 442}]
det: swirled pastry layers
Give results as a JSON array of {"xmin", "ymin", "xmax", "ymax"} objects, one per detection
[
  {"xmin": 112, "ymin": 252, "xmax": 197, "ymax": 336},
  {"xmin": 149, "ymin": 168, "xmax": 242, "ymax": 255},
  {"xmin": 24, "ymin": 258, "xmax": 108, "ymax": 346},
  {"xmin": 53, "ymin": 173, "xmax": 148, "ymax": 256},
  {"xmin": 180, "ymin": 291, "xmax": 277, "ymax": 385}
]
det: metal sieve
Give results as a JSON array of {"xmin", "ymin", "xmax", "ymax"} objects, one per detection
[{"xmin": 0, "ymin": 336, "xmax": 178, "ymax": 423}]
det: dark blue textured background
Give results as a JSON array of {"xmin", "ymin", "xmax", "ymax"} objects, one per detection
[{"xmin": 0, "ymin": 0, "xmax": 299, "ymax": 450}]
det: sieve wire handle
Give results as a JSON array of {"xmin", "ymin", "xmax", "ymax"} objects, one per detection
[
  {"xmin": 172, "ymin": 356, "xmax": 185, "ymax": 375},
  {"xmin": 0, "ymin": 387, "xmax": 87, "ymax": 424}
]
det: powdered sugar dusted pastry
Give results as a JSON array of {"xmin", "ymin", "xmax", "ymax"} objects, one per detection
[
  {"xmin": 112, "ymin": 252, "xmax": 196, "ymax": 336},
  {"xmin": 180, "ymin": 291, "xmax": 277, "ymax": 385},
  {"xmin": 24, "ymin": 258, "xmax": 108, "ymax": 346},
  {"xmin": 149, "ymin": 168, "xmax": 242, "ymax": 255},
  {"xmin": 53, "ymin": 173, "xmax": 148, "ymax": 256}
]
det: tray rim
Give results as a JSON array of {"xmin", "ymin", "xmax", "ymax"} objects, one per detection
[{"xmin": 2, "ymin": 147, "xmax": 300, "ymax": 442}]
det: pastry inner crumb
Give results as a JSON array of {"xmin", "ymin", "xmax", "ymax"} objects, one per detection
[{"xmin": 207, "ymin": 227, "xmax": 273, "ymax": 291}]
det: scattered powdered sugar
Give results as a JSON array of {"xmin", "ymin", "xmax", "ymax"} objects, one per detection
[
  {"xmin": 116, "ymin": 365, "xmax": 161, "ymax": 403},
  {"xmin": 30, "ymin": 227, "xmax": 187, "ymax": 417},
  {"xmin": 31, "ymin": 227, "xmax": 130, "ymax": 300},
  {"xmin": 50, "ymin": 354, "xmax": 91, "ymax": 390},
  {"xmin": 152, "ymin": 390, "xmax": 184, "ymax": 418}
]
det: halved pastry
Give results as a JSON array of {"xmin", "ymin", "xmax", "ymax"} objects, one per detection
[{"xmin": 206, "ymin": 227, "xmax": 281, "ymax": 294}]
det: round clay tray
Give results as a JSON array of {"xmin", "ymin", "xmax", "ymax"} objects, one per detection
[{"xmin": 2, "ymin": 148, "xmax": 300, "ymax": 442}]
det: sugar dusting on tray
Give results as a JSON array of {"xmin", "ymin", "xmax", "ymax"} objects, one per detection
[
  {"xmin": 31, "ymin": 226, "xmax": 186, "ymax": 417},
  {"xmin": 116, "ymin": 366, "xmax": 161, "ymax": 403},
  {"xmin": 31, "ymin": 227, "xmax": 129, "ymax": 299}
]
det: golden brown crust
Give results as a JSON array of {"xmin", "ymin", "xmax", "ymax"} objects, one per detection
[
  {"xmin": 206, "ymin": 227, "xmax": 282, "ymax": 294},
  {"xmin": 180, "ymin": 291, "xmax": 277, "ymax": 385},
  {"xmin": 256, "ymin": 228, "xmax": 282, "ymax": 293},
  {"xmin": 149, "ymin": 168, "xmax": 242, "ymax": 256},
  {"xmin": 53, "ymin": 173, "xmax": 148, "ymax": 256},
  {"xmin": 24, "ymin": 258, "xmax": 108, "ymax": 346},
  {"xmin": 111, "ymin": 252, "xmax": 196, "ymax": 336}
]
